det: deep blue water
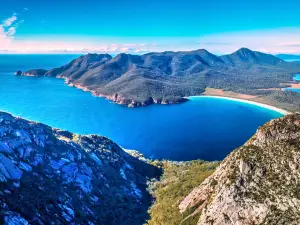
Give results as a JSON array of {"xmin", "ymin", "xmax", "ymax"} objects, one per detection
[{"xmin": 0, "ymin": 55, "xmax": 283, "ymax": 161}]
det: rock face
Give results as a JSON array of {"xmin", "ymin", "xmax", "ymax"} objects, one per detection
[
  {"xmin": 22, "ymin": 48, "xmax": 300, "ymax": 108},
  {"xmin": 0, "ymin": 112, "xmax": 160, "ymax": 224},
  {"xmin": 179, "ymin": 114, "xmax": 300, "ymax": 225}
]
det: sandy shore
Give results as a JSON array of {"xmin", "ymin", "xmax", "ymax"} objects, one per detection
[{"xmin": 186, "ymin": 95, "xmax": 290, "ymax": 115}]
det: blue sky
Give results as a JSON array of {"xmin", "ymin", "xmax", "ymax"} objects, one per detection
[{"xmin": 1, "ymin": 0, "xmax": 300, "ymax": 54}]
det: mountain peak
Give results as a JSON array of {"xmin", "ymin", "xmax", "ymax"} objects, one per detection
[
  {"xmin": 193, "ymin": 49, "xmax": 210, "ymax": 53},
  {"xmin": 236, "ymin": 47, "xmax": 253, "ymax": 53},
  {"xmin": 234, "ymin": 47, "xmax": 257, "ymax": 58},
  {"xmin": 221, "ymin": 47, "xmax": 282, "ymax": 66}
]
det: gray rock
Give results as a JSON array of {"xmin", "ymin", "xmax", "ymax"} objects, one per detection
[
  {"xmin": 0, "ymin": 111, "xmax": 160, "ymax": 224},
  {"xmin": 4, "ymin": 212, "xmax": 29, "ymax": 225},
  {"xmin": 0, "ymin": 154, "xmax": 22, "ymax": 181},
  {"xmin": 0, "ymin": 142, "xmax": 12, "ymax": 154},
  {"xmin": 179, "ymin": 114, "xmax": 300, "ymax": 225}
]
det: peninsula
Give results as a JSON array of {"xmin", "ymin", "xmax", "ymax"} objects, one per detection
[{"xmin": 20, "ymin": 48, "xmax": 300, "ymax": 111}]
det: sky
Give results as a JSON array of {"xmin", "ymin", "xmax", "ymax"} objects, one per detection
[{"xmin": 0, "ymin": 0, "xmax": 300, "ymax": 54}]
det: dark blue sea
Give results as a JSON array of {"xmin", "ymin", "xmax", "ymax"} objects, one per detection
[{"xmin": 0, "ymin": 54, "xmax": 283, "ymax": 161}]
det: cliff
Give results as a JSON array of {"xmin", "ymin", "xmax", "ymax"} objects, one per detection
[
  {"xmin": 179, "ymin": 114, "xmax": 300, "ymax": 224},
  {"xmin": 0, "ymin": 112, "xmax": 160, "ymax": 224}
]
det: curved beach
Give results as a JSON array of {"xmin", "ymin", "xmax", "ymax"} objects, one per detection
[{"xmin": 187, "ymin": 95, "xmax": 290, "ymax": 115}]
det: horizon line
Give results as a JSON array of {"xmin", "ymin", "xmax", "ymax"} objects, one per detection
[{"xmin": 0, "ymin": 47, "xmax": 300, "ymax": 56}]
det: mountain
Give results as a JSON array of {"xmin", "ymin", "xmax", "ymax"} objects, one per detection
[
  {"xmin": 0, "ymin": 111, "xmax": 160, "ymax": 224},
  {"xmin": 46, "ymin": 53, "xmax": 112, "ymax": 79},
  {"xmin": 178, "ymin": 113, "xmax": 300, "ymax": 224},
  {"xmin": 21, "ymin": 48, "xmax": 300, "ymax": 109},
  {"xmin": 220, "ymin": 48, "xmax": 284, "ymax": 67}
]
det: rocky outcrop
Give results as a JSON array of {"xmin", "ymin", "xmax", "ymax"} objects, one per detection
[
  {"xmin": 18, "ymin": 69, "xmax": 48, "ymax": 76},
  {"xmin": 179, "ymin": 114, "xmax": 300, "ymax": 225},
  {"xmin": 93, "ymin": 92, "xmax": 188, "ymax": 108},
  {"xmin": 0, "ymin": 112, "xmax": 160, "ymax": 224},
  {"xmin": 14, "ymin": 70, "xmax": 22, "ymax": 76},
  {"xmin": 66, "ymin": 80, "xmax": 188, "ymax": 107}
]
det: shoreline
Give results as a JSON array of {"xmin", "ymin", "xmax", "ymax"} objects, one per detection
[
  {"xmin": 16, "ymin": 73, "xmax": 293, "ymax": 113},
  {"xmin": 186, "ymin": 95, "xmax": 290, "ymax": 115},
  {"xmin": 65, "ymin": 79, "xmax": 188, "ymax": 107}
]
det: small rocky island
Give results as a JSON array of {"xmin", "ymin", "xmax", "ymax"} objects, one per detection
[
  {"xmin": 1, "ymin": 111, "xmax": 300, "ymax": 224},
  {"xmin": 20, "ymin": 48, "xmax": 300, "ymax": 110}
]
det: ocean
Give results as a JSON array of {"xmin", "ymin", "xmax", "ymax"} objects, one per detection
[{"xmin": 0, "ymin": 54, "xmax": 283, "ymax": 161}]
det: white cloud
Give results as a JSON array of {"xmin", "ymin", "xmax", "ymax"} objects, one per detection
[
  {"xmin": 7, "ymin": 27, "xmax": 16, "ymax": 36},
  {"xmin": 2, "ymin": 13, "xmax": 17, "ymax": 27},
  {"xmin": 24, "ymin": 8, "xmax": 29, "ymax": 11},
  {"xmin": 2, "ymin": 41, "xmax": 152, "ymax": 54},
  {"xmin": 0, "ymin": 24, "xmax": 300, "ymax": 54},
  {"xmin": 0, "ymin": 26, "xmax": 11, "ymax": 45},
  {"xmin": 0, "ymin": 13, "xmax": 23, "ymax": 50}
]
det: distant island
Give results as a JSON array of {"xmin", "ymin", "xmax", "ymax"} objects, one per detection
[{"xmin": 20, "ymin": 48, "xmax": 300, "ymax": 111}]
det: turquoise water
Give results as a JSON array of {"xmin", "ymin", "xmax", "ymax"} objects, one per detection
[
  {"xmin": 0, "ymin": 55, "xmax": 283, "ymax": 161},
  {"xmin": 285, "ymin": 74, "xmax": 300, "ymax": 93},
  {"xmin": 293, "ymin": 74, "xmax": 300, "ymax": 81},
  {"xmin": 285, "ymin": 88, "xmax": 300, "ymax": 93}
]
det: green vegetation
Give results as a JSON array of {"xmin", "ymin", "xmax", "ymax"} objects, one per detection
[
  {"xmin": 172, "ymin": 114, "xmax": 300, "ymax": 224},
  {"xmin": 255, "ymin": 91, "xmax": 300, "ymax": 112},
  {"xmin": 23, "ymin": 48, "xmax": 300, "ymax": 110},
  {"xmin": 147, "ymin": 160, "xmax": 218, "ymax": 225}
]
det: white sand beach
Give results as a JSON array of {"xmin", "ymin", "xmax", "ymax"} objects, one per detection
[{"xmin": 187, "ymin": 95, "xmax": 290, "ymax": 115}]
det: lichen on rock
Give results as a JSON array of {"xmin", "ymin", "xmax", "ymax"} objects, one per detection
[
  {"xmin": 0, "ymin": 111, "xmax": 161, "ymax": 224},
  {"xmin": 179, "ymin": 114, "xmax": 300, "ymax": 225}
]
